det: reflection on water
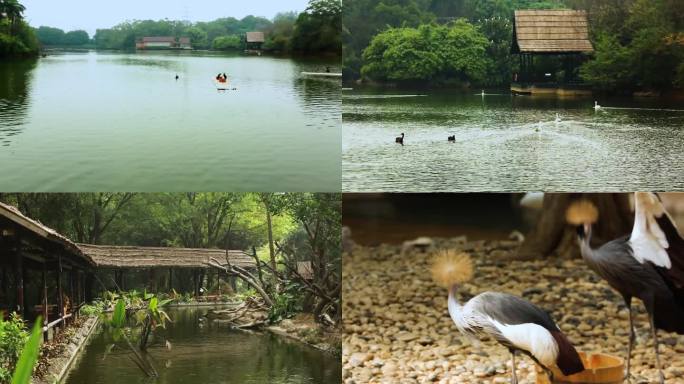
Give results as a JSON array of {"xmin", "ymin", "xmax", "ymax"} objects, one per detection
[
  {"xmin": 0, "ymin": 59, "xmax": 36, "ymax": 147},
  {"xmin": 0, "ymin": 51, "xmax": 340, "ymax": 191},
  {"xmin": 342, "ymin": 91, "xmax": 684, "ymax": 192},
  {"xmin": 65, "ymin": 307, "xmax": 341, "ymax": 384}
]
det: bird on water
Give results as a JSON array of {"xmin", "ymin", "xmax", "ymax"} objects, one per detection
[
  {"xmin": 594, "ymin": 101, "xmax": 601, "ymax": 110},
  {"xmin": 432, "ymin": 251, "xmax": 584, "ymax": 383},
  {"xmin": 395, "ymin": 133, "xmax": 404, "ymax": 145},
  {"xmin": 448, "ymin": 135, "xmax": 455, "ymax": 142},
  {"xmin": 566, "ymin": 193, "xmax": 684, "ymax": 383}
]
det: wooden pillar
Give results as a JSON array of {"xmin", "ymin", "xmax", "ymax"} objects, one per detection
[
  {"xmin": 57, "ymin": 256, "xmax": 64, "ymax": 316},
  {"xmin": 14, "ymin": 243, "xmax": 24, "ymax": 317},
  {"xmin": 69, "ymin": 268, "xmax": 75, "ymax": 320},
  {"xmin": 42, "ymin": 263, "xmax": 48, "ymax": 342},
  {"xmin": 168, "ymin": 268, "xmax": 173, "ymax": 292},
  {"xmin": 193, "ymin": 269, "xmax": 199, "ymax": 296}
]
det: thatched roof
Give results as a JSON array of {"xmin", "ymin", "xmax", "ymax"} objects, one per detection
[
  {"xmin": 246, "ymin": 32, "xmax": 265, "ymax": 43},
  {"xmin": 0, "ymin": 202, "xmax": 94, "ymax": 265},
  {"xmin": 512, "ymin": 10, "xmax": 593, "ymax": 53},
  {"xmin": 78, "ymin": 244, "xmax": 255, "ymax": 269}
]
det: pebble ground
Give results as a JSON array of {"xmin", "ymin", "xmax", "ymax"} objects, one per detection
[{"xmin": 342, "ymin": 237, "xmax": 684, "ymax": 384}]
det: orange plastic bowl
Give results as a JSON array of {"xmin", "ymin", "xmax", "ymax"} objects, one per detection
[{"xmin": 536, "ymin": 352, "xmax": 624, "ymax": 384}]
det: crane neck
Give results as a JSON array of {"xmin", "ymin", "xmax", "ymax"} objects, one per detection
[
  {"xmin": 447, "ymin": 284, "xmax": 464, "ymax": 325},
  {"xmin": 577, "ymin": 224, "xmax": 596, "ymax": 261}
]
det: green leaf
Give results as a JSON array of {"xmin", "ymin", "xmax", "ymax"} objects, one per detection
[
  {"xmin": 148, "ymin": 297, "xmax": 158, "ymax": 312},
  {"xmin": 158, "ymin": 298, "xmax": 174, "ymax": 308},
  {"xmin": 111, "ymin": 299, "xmax": 126, "ymax": 328},
  {"xmin": 11, "ymin": 316, "xmax": 42, "ymax": 384}
]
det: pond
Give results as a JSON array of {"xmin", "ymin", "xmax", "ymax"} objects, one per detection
[
  {"xmin": 342, "ymin": 90, "xmax": 684, "ymax": 192},
  {"xmin": 0, "ymin": 51, "xmax": 340, "ymax": 191},
  {"xmin": 64, "ymin": 307, "xmax": 341, "ymax": 384}
]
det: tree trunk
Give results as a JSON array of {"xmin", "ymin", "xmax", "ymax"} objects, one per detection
[
  {"xmin": 516, "ymin": 193, "xmax": 632, "ymax": 260},
  {"xmin": 265, "ymin": 203, "xmax": 277, "ymax": 284}
]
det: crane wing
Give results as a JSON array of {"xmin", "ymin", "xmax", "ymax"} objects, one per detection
[{"xmin": 630, "ymin": 192, "xmax": 684, "ymax": 290}]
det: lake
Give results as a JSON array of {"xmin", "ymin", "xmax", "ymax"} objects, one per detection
[
  {"xmin": 0, "ymin": 51, "xmax": 340, "ymax": 191},
  {"xmin": 64, "ymin": 307, "xmax": 341, "ymax": 384},
  {"xmin": 342, "ymin": 90, "xmax": 684, "ymax": 192}
]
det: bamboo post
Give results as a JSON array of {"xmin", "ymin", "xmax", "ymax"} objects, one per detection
[
  {"xmin": 42, "ymin": 262, "xmax": 48, "ymax": 342},
  {"xmin": 14, "ymin": 237, "xmax": 24, "ymax": 317},
  {"xmin": 57, "ymin": 255, "xmax": 63, "ymax": 335}
]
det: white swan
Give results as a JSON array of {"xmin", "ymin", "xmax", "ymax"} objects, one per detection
[
  {"xmin": 555, "ymin": 113, "xmax": 561, "ymax": 123},
  {"xmin": 594, "ymin": 101, "xmax": 601, "ymax": 110}
]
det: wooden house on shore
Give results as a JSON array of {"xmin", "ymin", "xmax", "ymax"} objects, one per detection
[
  {"xmin": 136, "ymin": 36, "xmax": 192, "ymax": 50},
  {"xmin": 245, "ymin": 31, "xmax": 265, "ymax": 54},
  {"xmin": 510, "ymin": 9, "xmax": 593, "ymax": 96}
]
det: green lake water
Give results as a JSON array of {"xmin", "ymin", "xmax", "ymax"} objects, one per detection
[
  {"xmin": 343, "ymin": 90, "xmax": 684, "ymax": 192},
  {"xmin": 64, "ymin": 307, "xmax": 341, "ymax": 384},
  {"xmin": 0, "ymin": 51, "xmax": 340, "ymax": 191}
]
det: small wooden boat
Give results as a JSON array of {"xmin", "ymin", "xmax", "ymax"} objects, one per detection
[{"xmin": 301, "ymin": 72, "xmax": 342, "ymax": 78}]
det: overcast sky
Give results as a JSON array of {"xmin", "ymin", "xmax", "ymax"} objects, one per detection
[{"xmin": 21, "ymin": 0, "xmax": 310, "ymax": 36}]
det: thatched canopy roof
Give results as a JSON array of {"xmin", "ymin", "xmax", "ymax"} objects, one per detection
[
  {"xmin": 78, "ymin": 244, "xmax": 255, "ymax": 269},
  {"xmin": 512, "ymin": 10, "xmax": 593, "ymax": 53},
  {"xmin": 246, "ymin": 32, "xmax": 265, "ymax": 43},
  {"xmin": 0, "ymin": 202, "xmax": 94, "ymax": 265}
]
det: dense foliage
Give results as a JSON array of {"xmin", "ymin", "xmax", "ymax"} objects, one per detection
[
  {"xmin": 34, "ymin": 26, "xmax": 90, "ymax": 46},
  {"xmin": 361, "ymin": 21, "xmax": 489, "ymax": 85},
  {"xmin": 0, "ymin": 314, "xmax": 28, "ymax": 382},
  {"xmin": 344, "ymin": 0, "xmax": 684, "ymax": 91},
  {"xmin": 79, "ymin": 0, "xmax": 340, "ymax": 54},
  {"xmin": 0, "ymin": 0, "xmax": 39, "ymax": 56}
]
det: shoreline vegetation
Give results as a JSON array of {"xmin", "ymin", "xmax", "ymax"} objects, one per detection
[
  {"xmin": 343, "ymin": 0, "xmax": 684, "ymax": 95},
  {"xmin": 0, "ymin": 0, "xmax": 341, "ymax": 58}
]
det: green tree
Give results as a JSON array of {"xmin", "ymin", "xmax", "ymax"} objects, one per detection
[
  {"xmin": 35, "ymin": 26, "xmax": 65, "ymax": 45},
  {"xmin": 62, "ymin": 30, "xmax": 89, "ymax": 45},
  {"xmin": 292, "ymin": 0, "xmax": 342, "ymax": 53},
  {"xmin": 212, "ymin": 35, "xmax": 242, "ymax": 50},
  {"xmin": 186, "ymin": 26, "xmax": 208, "ymax": 49},
  {"xmin": 361, "ymin": 20, "xmax": 489, "ymax": 85}
]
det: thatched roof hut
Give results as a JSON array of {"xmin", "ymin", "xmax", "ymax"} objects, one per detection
[
  {"xmin": 78, "ymin": 244, "xmax": 255, "ymax": 269},
  {"xmin": 0, "ymin": 202, "xmax": 93, "ymax": 266},
  {"xmin": 245, "ymin": 32, "xmax": 265, "ymax": 43},
  {"xmin": 512, "ymin": 10, "xmax": 593, "ymax": 54}
]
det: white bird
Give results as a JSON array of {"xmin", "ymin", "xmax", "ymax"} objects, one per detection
[
  {"xmin": 481, "ymin": 90, "xmax": 485, "ymax": 97},
  {"xmin": 555, "ymin": 113, "xmax": 561, "ymax": 124},
  {"xmin": 594, "ymin": 101, "xmax": 601, "ymax": 110},
  {"xmin": 432, "ymin": 251, "xmax": 584, "ymax": 383}
]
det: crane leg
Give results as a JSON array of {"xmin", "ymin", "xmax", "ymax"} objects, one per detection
[
  {"xmin": 509, "ymin": 349, "xmax": 518, "ymax": 384},
  {"xmin": 648, "ymin": 314, "xmax": 664, "ymax": 384},
  {"xmin": 625, "ymin": 298, "xmax": 635, "ymax": 381}
]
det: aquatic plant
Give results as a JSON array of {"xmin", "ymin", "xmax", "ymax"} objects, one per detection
[{"xmin": 106, "ymin": 294, "xmax": 173, "ymax": 378}]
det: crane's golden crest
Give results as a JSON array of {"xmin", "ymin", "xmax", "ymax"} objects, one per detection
[
  {"xmin": 565, "ymin": 200, "xmax": 599, "ymax": 225},
  {"xmin": 431, "ymin": 250, "xmax": 474, "ymax": 287},
  {"xmin": 634, "ymin": 192, "xmax": 664, "ymax": 216}
]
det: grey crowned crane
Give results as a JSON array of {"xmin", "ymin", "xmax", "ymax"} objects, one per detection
[
  {"xmin": 566, "ymin": 194, "xmax": 684, "ymax": 383},
  {"xmin": 395, "ymin": 133, "xmax": 404, "ymax": 145},
  {"xmin": 432, "ymin": 251, "xmax": 584, "ymax": 383}
]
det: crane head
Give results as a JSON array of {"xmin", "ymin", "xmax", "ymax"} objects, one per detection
[
  {"xmin": 565, "ymin": 200, "xmax": 598, "ymax": 239},
  {"xmin": 431, "ymin": 250, "xmax": 473, "ymax": 288}
]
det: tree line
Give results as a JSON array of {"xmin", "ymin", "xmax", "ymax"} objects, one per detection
[
  {"xmin": 344, "ymin": 0, "xmax": 684, "ymax": 92},
  {"xmin": 33, "ymin": 0, "xmax": 341, "ymax": 54}
]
